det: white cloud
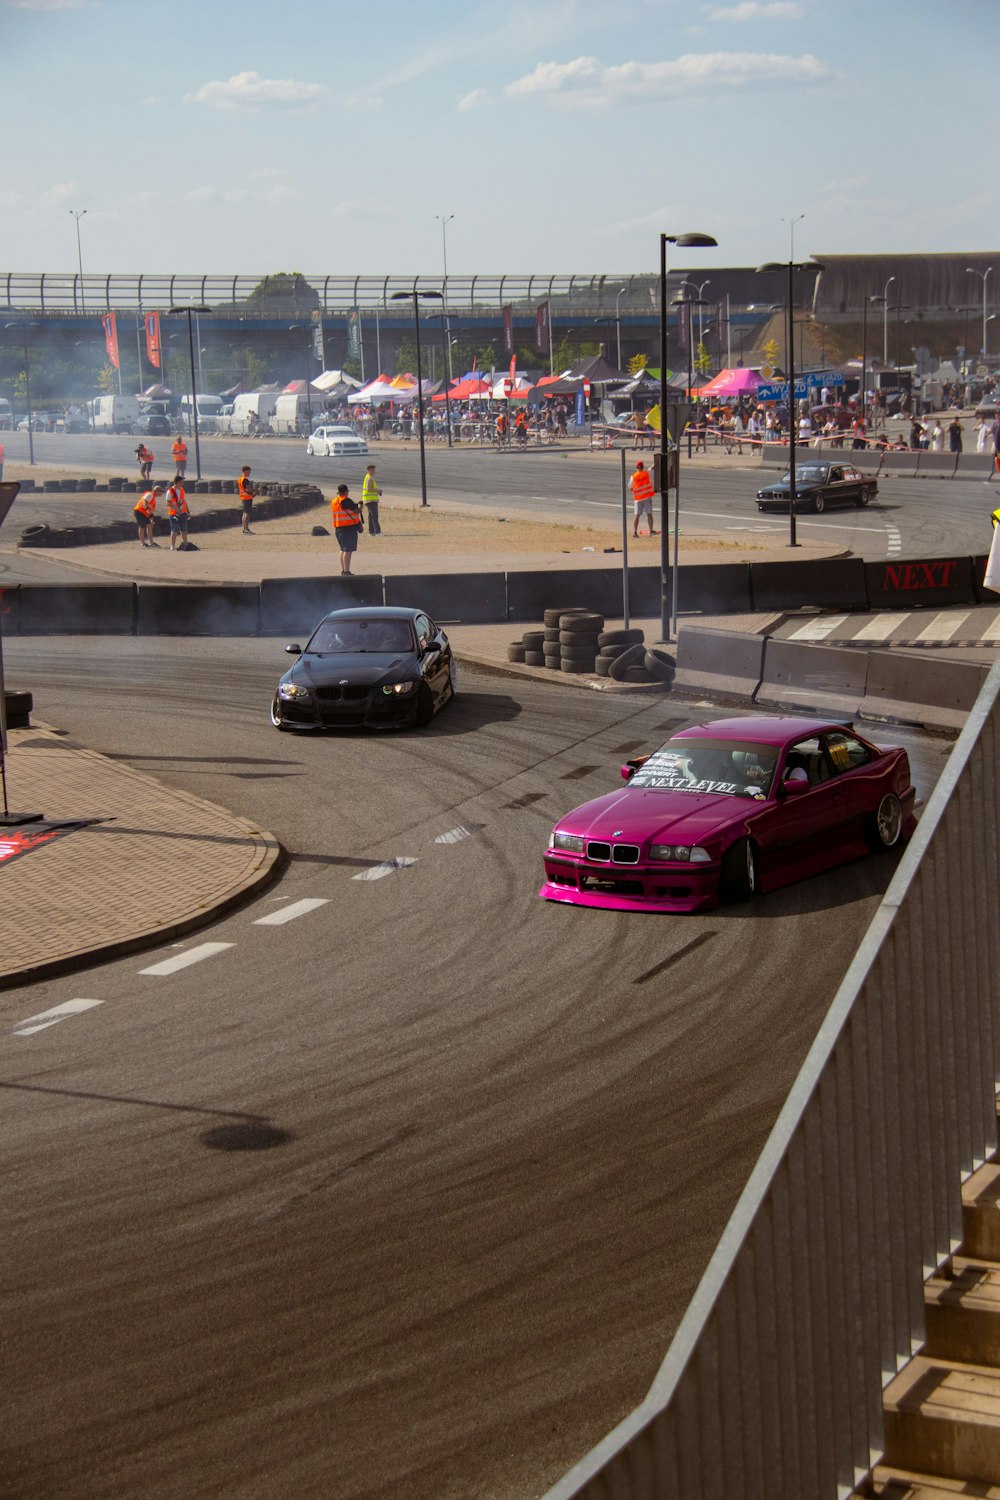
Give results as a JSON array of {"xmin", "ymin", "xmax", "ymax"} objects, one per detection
[
  {"xmin": 819, "ymin": 175, "xmax": 869, "ymax": 195},
  {"xmin": 505, "ymin": 50, "xmax": 830, "ymax": 107},
  {"xmin": 706, "ymin": 2, "xmax": 803, "ymax": 20},
  {"xmin": 41, "ymin": 181, "xmax": 79, "ymax": 204},
  {"xmin": 344, "ymin": 94, "xmax": 382, "ymax": 108},
  {"xmin": 184, "ymin": 71, "xmax": 324, "ymax": 112},
  {"xmin": 457, "ymin": 88, "xmax": 487, "ymax": 111}
]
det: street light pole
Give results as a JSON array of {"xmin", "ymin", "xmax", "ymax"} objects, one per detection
[
  {"xmin": 168, "ymin": 305, "xmax": 210, "ymax": 480},
  {"xmin": 69, "ymin": 209, "xmax": 87, "ymax": 312},
  {"xmin": 681, "ymin": 279, "xmax": 711, "ymax": 358},
  {"xmin": 967, "ymin": 265, "xmax": 994, "ymax": 356},
  {"xmin": 390, "ymin": 289, "xmax": 442, "ymax": 507},
  {"xmin": 289, "ymin": 324, "xmax": 314, "ymax": 433},
  {"xmin": 757, "ymin": 259, "xmax": 825, "ymax": 548},
  {"xmin": 436, "ymin": 214, "xmax": 455, "ymax": 386},
  {"xmin": 5, "ymin": 322, "xmax": 41, "ymax": 466},
  {"xmin": 615, "ymin": 286, "xmax": 626, "ymax": 370},
  {"xmin": 882, "ymin": 275, "xmax": 895, "ymax": 366},
  {"xmin": 658, "ymin": 231, "xmax": 717, "ymax": 644}
]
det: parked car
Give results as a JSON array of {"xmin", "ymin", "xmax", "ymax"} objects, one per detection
[
  {"xmin": 134, "ymin": 412, "xmax": 171, "ymax": 436},
  {"xmin": 540, "ymin": 716, "xmax": 916, "ymax": 914},
  {"xmin": 306, "ymin": 424, "xmax": 368, "ymax": 457},
  {"xmin": 270, "ymin": 607, "xmax": 456, "ymax": 731},
  {"xmin": 63, "ymin": 411, "xmax": 91, "ymax": 433},
  {"xmin": 17, "ymin": 413, "xmax": 51, "ymax": 431},
  {"xmin": 757, "ymin": 462, "xmax": 877, "ymax": 513}
]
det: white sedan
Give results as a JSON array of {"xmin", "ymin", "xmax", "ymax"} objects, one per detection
[{"xmin": 306, "ymin": 424, "xmax": 369, "ymax": 457}]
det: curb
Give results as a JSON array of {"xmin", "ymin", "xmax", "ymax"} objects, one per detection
[{"xmin": 455, "ymin": 648, "xmax": 668, "ymax": 694}]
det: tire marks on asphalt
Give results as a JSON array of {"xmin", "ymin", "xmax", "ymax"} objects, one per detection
[{"xmin": 634, "ymin": 931, "xmax": 717, "ymax": 984}]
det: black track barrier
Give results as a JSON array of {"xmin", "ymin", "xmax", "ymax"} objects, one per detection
[
  {"xmin": 383, "ymin": 572, "xmax": 507, "ymax": 623},
  {"xmin": 750, "ymin": 556, "xmax": 868, "ymax": 611},
  {"xmin": 865, "ymin": 555, "xmax": 976, "ymax": 610},
  {"xmin": 136, "ymin": 584, "xmax": 261, "ymax": 637},
  {"xmin": 18, "ymin": 584, "xmax": 136, "ymax": 635},
  {"xmin": 259, "ymin": 575, "xmax": 384, "ymax": 636}
]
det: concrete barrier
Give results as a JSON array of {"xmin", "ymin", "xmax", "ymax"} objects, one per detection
[
  {"xmin": 507, "ymin": 568, "xmax": 626, "ymax": 623},
  {"xmin": 755, "ymin": 637, "xmax": 867, "ymax": 717},
  {"xmin": 874, "ymin": 450, "xmax": 921, "ymax": 478},
  {"xmin": 681, "ymin": 562, "xmax": 753, "ymax": 615},
  {"xmin": 957, "ymin": 453, "xmax": 998, "ymax": 481},
  {"xmin": 865, "ymin": 555, "xmax": 976, "ymax": 610},
  {"xmin": 860, "ymin": 650, "xmax": 989, "ymax": 731},
  {"xmin": 760, "ymin": 444, "xmax": 787, "ymax": 468},
  {"xmin": 750, "ymin": 556, "xmax": 868, "ymax": 611},
  {"xmin": 915, "ymin": 452, "xmax": 959, "ymax": 479},
  {"xmin": 259, "ymin": 575, "xmax": 384, "ymax": 636},
  {"xmin": 673, "ymin": 626, "xmax": 765, "ymax": 700},
  {"xmin": 136, "ymin": 584, "xmax": 261, "ymax": 637},
  {"xmin": 383, "ymin": 572, "xmax": 507, "ymax": 623},
  {"xmin": 18, "ymin": 584, "xmax": 136, "ymax": 635}
]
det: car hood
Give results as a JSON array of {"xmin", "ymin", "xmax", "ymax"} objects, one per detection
[
  {"xmin": 556, "ymin": 787, "xmax": 754, "ymax": 845},
  {"xmin": 758, "ymin": 478, "xmax": 820, "ymax": 495},
  {"xmin": 287, "ymin": 651, "xmax": 416, "ymax": 687}
]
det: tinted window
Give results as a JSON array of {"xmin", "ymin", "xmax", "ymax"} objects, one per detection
[
  {"xmin": 307, "ymin": 618, "xmax": 414, "ymax": 653},
  {"xmin": 414, "ymin": 614, "xmax": 433, "ymax": 646},
  {"xmin": 783, "ymin": 736, "xmax": 830, "ymax": 786},
  {"xmin": 823, "ymin": 732, "xmax": 872, "ymax": 774},
  {"xmin": 629, "ymin": 737, "xmax": 778, "ymax": 799}
]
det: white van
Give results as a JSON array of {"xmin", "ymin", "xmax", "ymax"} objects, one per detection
[
  {"xmin": 0, "ymin": 397, "xmax": 13, "ymax": 431},
  {"xmin": 91, "ymin": 394, "xmax": 141, "ymax": 433},
  {"xmin": 180, "ymin": 393, "xmax": 224, "ymax": 434},
  {"xmin": 228, "ymin": 392, "xmax": 279, "ymax": 437},
  {"xmin": 272, "ymin": 392, "xmax": 317, "ymax": 435}
]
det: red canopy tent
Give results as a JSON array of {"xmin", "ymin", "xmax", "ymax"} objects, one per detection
[{"xmin": 696, "ymin": 367, "xmax": 762, "ymax": 398}]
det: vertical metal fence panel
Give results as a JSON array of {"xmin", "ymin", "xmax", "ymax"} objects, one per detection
[{"xmin": 540, "ymin": 658, "xmax": 1000, "ymax": 1500}]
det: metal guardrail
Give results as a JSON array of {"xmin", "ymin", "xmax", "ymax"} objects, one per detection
[{"xmin": 543, "ymin": 656, "xmax": 1000, "ymax": 1500}]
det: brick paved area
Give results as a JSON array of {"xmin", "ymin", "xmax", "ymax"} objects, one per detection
[{"xmin": 0, "ymin": 725, "xmax": 280, "ymax": 988}]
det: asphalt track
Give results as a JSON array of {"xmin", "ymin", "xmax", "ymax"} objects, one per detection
[
  {"xmin": 2, "ymin": 429, "xmax": 998, "ymax": 562},
  {"xmin": 1, "ymin": 638, "xmax": 951, "ymax": 1500}
]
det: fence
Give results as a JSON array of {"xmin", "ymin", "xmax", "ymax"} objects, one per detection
[{"xmin": 543, "ymin": 654, "xmax": 1000, "ymax": 1499}]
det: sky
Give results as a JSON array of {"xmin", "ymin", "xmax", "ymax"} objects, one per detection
[{"xmin": 2, "ymin": 0, "xmax": 996, "ymax": 280}]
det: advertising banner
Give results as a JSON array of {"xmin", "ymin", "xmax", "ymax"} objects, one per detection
[
  {"xmin": 535, "ymin": 302, "xmax": 550, "ymax": 355},
  {"xmin": 144, "ymin": 311, "xmax": 161, "ymax": 369},
  {"xmin": 101, "ymin": 312, "xmax": 120, "ymax": 369},
  {"xmin": 502, "ymin": 304, "xmax": 513, "ymax": 356}
]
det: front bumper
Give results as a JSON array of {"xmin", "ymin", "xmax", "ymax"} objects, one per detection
[
  {"xmin": 539, "ymin": 854, "xmax": 721, "ymax": 913},
  {"xmin": 276, "ymin": 690, "xmax": 418, "ymax": 729}
]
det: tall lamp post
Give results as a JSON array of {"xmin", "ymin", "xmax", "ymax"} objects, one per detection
[
  {"xmin": 390, "ymin": 288, "xmax": 442, "ymax": 507},
  {"xmin": 288, "ymin": 324, "xmax": 315, "ymax": 434},
  {"xmin": 658, "ymin": 231, "xmax": 717, "ymax": 644},
  {"xmin": 69, "ymin": 208, "xmax": 87, "ymax": 313},
  {"xmin": 756, "ymin": 258, "xmax": 825, "ymax": 548},
  {"xmin": 966, "ymin": 266, "xmax": 994, "ymax": 357},
  {"xmin": 435, "ymin": 214, "xmax": 455, "ymax": 387},
  {"xmin": 615, "ymin": 286, "xmax": 627, "ymax": 370},
  {"xmin": 881, "ymin": 275, "xmax": 896, "ymax": 366},
  {"xmin": 4, "ymin": 322, "xmax": 42, "ymax": 466},
  {"xmin": 167, "ymin": 305, "xmax": 210, "ymax": 481},
  {"xmin": 680, "ymin": 279, "xmax": 711, "ymax": 362}
]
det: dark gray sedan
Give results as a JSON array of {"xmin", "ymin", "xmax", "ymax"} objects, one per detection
[{"xmin": 757, "ymin": 462, "xmax": 877, "ymax": 513}]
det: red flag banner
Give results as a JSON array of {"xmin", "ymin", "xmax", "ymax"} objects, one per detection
[
  {"xmin": 144, "ymin": 311, "xmax": 161, "ymax": 369},
  {"xmin": 509, "ymin": 354, "xmax": 517, "ymax": 383},
  {"xmin": 502, "ymin": 304, "xmax": 513, "ymax": 356},
  {"xmin": 102, "ymin": 312, "xmax": 120, "ymax": 369}
]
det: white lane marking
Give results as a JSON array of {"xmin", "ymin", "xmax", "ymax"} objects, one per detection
[
  {"xmin": 787, "ymin": 615, "xmax": 849, "ymax": 641},
  {"xmin": 253, "ymin": 898, "xmax": 329, "ymax": 926},
  {"xmin": 854, "ymin": 613, "xmax": 910, "ymax": 641},
  {"xmin": 352, "ymin": 858, "xmax": 417, "ymax": 882},
  {"xmin": 434, "ymin": 826, "xmax": 471, "ymax": 845},
  {"xmin": 914, "ymin": 611, "xmax": 971, "ymax": 643},
  {"xmin": 980, "ymin": 610, "xmax": 1000, "ymax": 642},
  {"xmin": 885, "ymin": 521, "xmax": 903, "ymax": 556},
  {"xmin": 139, "ymin": 942, "xmax": 234, "ymax": 976},
  {"xmin": 12, "ymin": 999, "xmax": 102, "ymax": 1037}
]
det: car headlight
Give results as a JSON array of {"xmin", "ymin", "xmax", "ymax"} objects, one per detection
[
  {"xmin": 278, "ymin": 682, "xmax": 311, "ymax": 701},
  {"xmin": 382, "ymin": 681, "xmax": 418, "ymax": 695},
  {"xmin": 550, "ymin": 831, "xmax": 585, "ymax": 853},
  {"xmin": 649, "ymin": 844, "xmax": 712, "ymax": 863}
]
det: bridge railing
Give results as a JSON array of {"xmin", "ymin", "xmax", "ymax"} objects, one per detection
[{"xmin": 543, "ymin": 656, "xmax": 1000, "ymax": 1500}]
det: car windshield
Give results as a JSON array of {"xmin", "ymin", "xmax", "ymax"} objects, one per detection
[
  {"xmin": 306, "ymin": 618, "xmax": 414, "ymax": 654},
  {"xmin": 781, "ymin": 466, "xmax": 828, "ymax": 483},
  {"xmin": 630, "ymin": 737, "xmax": 779, "ymax": 799},
  {"xmin": 327, "ymin": 427, "xmax": 355, "ymax": 437}
]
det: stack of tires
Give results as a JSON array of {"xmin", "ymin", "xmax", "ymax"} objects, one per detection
[
  {"xmin": 596, "ymin": 631, "xmax": 676, "ymax": 686},
  {"xmin": 555, "ymin": 609, "xmax": 604, "ymax": 673}
]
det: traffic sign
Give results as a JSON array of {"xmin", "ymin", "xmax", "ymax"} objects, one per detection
[
  {"xmin": 757, "ymin": 381, "xmax": 807, "ymax": 401},
  {"xmin": 805, "ymin": 370, "xmax": 844, "ymax": 388}
]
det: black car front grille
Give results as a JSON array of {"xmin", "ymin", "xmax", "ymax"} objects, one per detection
[
  {"xmin": 315, "ymin": 684, "xmax": 370, "ymax": 702},
  {"xmin": 586, "ymin": 841, "xmax": 640, "ymax": 864}
]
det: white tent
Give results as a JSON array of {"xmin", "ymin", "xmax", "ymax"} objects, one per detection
[{"xmin": 312, "ymin": 368, "xmax": 362, "ymax": 392}]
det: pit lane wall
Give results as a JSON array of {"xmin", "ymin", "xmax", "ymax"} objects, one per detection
[
  {"xmin": 0, "ymin": 550, "xmax": 992, "ymax": 638},
  {"xmin": 541, "ymin": 653, "xmax": 1000, "ymax": 1500}
]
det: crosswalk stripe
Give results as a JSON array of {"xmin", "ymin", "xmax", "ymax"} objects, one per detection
[
  {"xmin": 853, "ymin": 613, "xmax": 910, "ymax": 641},
  {"xmin": 352, "ymin": 858, "xmax": 417, "ymax": 882},
  {"xmin": 913, "ymin": 611, "xmax": 970, "ymax": 642},
  {"xmin": 787, "ymin": 615, "xmax": 849, "ymax": 641},
  {"xmin": 139, "ymin": 942, "xmax": 233, "ymax": 976},
  {"xmin": 980, "ymin": 610, "xmax": 1000, "ymax": 642},
  {"xmin": 12, "ymin": 999, "xmax": 103, "ymax": 1037},
  {"xmin": 253, "ymin": 898, "xmax": 329, "ymax": 926}
]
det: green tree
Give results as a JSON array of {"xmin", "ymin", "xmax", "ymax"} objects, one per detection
[
  {"xmin": 394, "ymin": 337, "xmax": 418, "ymax": 375},
  {"xmin": 244, "ymin": 350, "xmax": 267, "ymax": 389},
  {"xmin": 694, "ymin": 341, "xmax": 712, "ymax": 376},
  {"xmin": 245, "ymin": 273, "xmax": 320, "ymax": 314},
  {"xmin": 97, "ymin": 362, "xmax": 118, "ymax": 393}
]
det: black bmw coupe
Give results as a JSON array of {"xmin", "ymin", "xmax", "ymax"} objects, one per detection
[{"xmin": 270, "ymin": 607, "xmax": 457, "ymax": 730}]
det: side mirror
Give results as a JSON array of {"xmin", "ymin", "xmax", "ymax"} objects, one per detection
[
  {"xmin": 285, "ymin": 643, "xmax": 302, "ymax": 655},
  {"xmin": 621, "ymin": 764, "xmax": 634, "ymax": 781},
  {"xmin": 782, "ymin": 776, "xmax": 810, "ymax": 795}
]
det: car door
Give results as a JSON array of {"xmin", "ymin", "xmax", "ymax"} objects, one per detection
[
  {"xmin": 764, "ymin": 735, "xmax": 847, "ymax": 880},
  {"xmin": 821, "ymin": 730, "xmax": 880, "ymax": 838},
  {"xmin": 414, "ymin": 613, "xmax": 449, "ymax": 700}
]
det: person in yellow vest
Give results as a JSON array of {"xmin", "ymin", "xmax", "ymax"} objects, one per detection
[
  {"xmin": 171, "ymin": 435, "xmax": 188, "ymax": 477},
  {"xmin": 361, "ymin": 463, "xmax": 382, "ymax": 536},
  {"xmin": 237, "ymin": 465, "xmax": 256, "ymax": 534},
  {"xmin": 628, "ymin": 460, "xmax": 657, "ymax": 537},
  {"xmin": 134, "ymin": 484, "xmax": 162, "ymax": 548},
  {"xmin": 165, "ymin": 477, "xmax": 191, "ymax": 551},
  {"xmin": 331, "ymin": 482, "xmax": 363, "ymax": 576}
]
